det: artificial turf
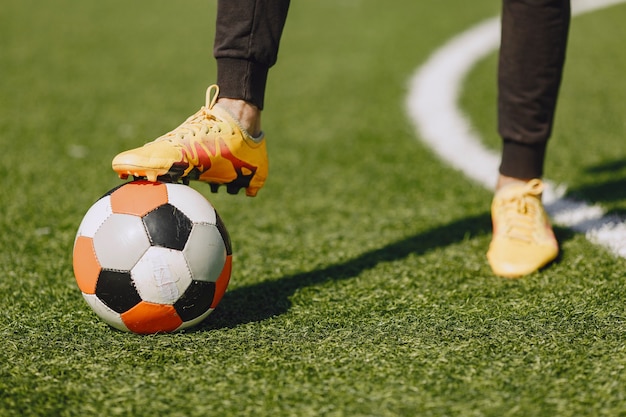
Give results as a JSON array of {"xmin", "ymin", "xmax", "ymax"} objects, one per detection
[{"xmin": 1, "ymin": 1, "xmax": 625, "ymax": 416}]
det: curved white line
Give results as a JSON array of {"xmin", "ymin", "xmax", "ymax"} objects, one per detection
[{"xmin": 406, "ymin": 0, "xmax": 626, "ymax": 258}]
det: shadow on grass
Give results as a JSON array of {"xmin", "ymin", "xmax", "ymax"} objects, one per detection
[
  {"xmin": 196, "ymin": 212, "xmax": 574, "ymax": 330},
  {"xmin": 190, "ymin": 159, "xmax": 622, "ymax": 330},
  {"xmin": 568, "ymin": 179, "xmax": 626, "ymax": 218},
  {"xmin": 585, "ymin": 159, "xmax": 626, "ymax": 174},
  {"xmin": 550, "ymin": 160, "xmax": 626, "ymax": 220}
]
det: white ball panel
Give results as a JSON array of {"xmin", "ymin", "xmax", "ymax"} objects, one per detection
[
  {"xmin": 131, "ymin": 247, "xmax": 192, "ymax": 304},
  {"xmin": 76, "ymin": 196, "xmax": 112, "ymax": 238},
  {"xmin": 82, "ymin": 293, "xmax": 129, "ymax": 332},
  {"xmin": 179, "ymin": 308, "xmax": 214, "ymax": 330},
  {"xmin": 165, "ymin": 183, "xmax": 217, "ymax": 224},
  {"xmin": 93, "ymin": 213, "xmax": 150, "ymax": 270},
  {"xmin": 183, "ymin": 224, "xmax": 227, "ymax": 282}
]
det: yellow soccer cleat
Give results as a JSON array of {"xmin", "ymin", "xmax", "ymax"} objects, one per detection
[
  {"xmin": 487, "ymin": 179, "xmax": 559, "ymax": 278},
  {"xmin": 112, "ymin": 85, "xmax": 268, "ymax": 197}
]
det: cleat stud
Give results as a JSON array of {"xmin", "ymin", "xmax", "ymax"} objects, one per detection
[
  {"xmin": 226, "ymin": 185, "xmax": 241, "ymax": 195},
  {"xmin": 209, "ymin": 183, "xmax": 220, "ymax": 193},
  {"xmin": 156, "ymin": 175, "xmax": 173, "ymax": 184}
]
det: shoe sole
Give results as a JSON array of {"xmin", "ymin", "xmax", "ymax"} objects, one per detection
[{"xmin": 115, "ymin": 166, "xmax": 260, "ymax": 197}]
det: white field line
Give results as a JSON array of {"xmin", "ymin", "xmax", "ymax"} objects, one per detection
[{"xmin": 406, "ymin": 0, "xmax": 626, "ymax": 258}]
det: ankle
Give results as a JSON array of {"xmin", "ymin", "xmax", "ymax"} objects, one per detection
[
  {"xmin": 495, "ymin": 175, "xmax": 536, "ymax": 192},
  {"xmin": 216, "ymin": 98, "xmax": 262, "ymax": 137}
]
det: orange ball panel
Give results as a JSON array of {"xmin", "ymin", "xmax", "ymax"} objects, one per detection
[
  {"xmin": 73, "ymin": 236, "xmax": 101, "ymax": 294},
  {"xmin": 121, "ymin": 301, "xmax": 183, "ymax": 334},
  {"xmin": 211, "ymin": 255, "xmax": 232, "ymax": 309},
  {"xmin": 110, "ymin": 181, "xmax": 169, "ymax": 217}
]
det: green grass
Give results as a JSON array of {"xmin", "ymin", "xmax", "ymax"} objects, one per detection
[{"xmin": 1, "ymin": 1, "xmax": 626, "ymax": 416}]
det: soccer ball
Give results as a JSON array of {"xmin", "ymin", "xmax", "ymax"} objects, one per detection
[{"xmin": 72, "ymin": 180, "xmax": 232, "ymax": 334}]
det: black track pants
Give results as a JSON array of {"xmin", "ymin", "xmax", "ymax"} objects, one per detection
[
  {"xmin": 213, "ymin": 0, "xmax": 290, "ymax": 110},
  {"xmin": 498, "ymin": 0, "xmax": 571, "ymax": 178},
  {"xmin": 213, "ymin": 0, "xmax": 570, "ymax": 178}
]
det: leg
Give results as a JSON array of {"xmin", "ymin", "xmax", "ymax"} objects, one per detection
[
  {"xmin": 488, "ymin": 0, "xmax": 570, "ymax": 277},
  {"xmin": 498, "ymin": 0, "xmax": 571, "ymax": 184},
  {"xmin": 214, "ymin": 0, "xmax": 290, "ymax": 136},
  {"xmin": 112, "ymin": 0, "xmax": 290, "ymax": 196},
  {"xmin": 214, "ymin": 0, "xmax": 290, "ymax": 111}
]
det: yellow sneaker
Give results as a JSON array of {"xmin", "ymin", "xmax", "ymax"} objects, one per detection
[
  {"xmin": 487, "ymin": 179, "xmax": 559, "ymax": 278},
  {"xmin": 112, "ymin": 85, "xmax": 268, "ymax": 197}
]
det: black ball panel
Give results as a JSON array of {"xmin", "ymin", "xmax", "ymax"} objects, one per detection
[
  {"xmin": 174, "ymin": 280, "xmax": 216, "ymax": 322},
  {"xmin": 96, "ymin": 269, "xmax": 142, "ymax": 313},
  {"xmin": 143, "ymin": 203, "xmax": 193, "ymax": 251}
]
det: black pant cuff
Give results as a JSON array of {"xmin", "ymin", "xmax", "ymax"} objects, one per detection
[
  {"xmin": 499, "ymin": 139, "xmax": 547, "ymax": 179},
  {"xmin": 216, "ymin": 58, "xmax": 269, "ymax": 110}
]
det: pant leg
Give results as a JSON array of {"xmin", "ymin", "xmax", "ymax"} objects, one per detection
[
  {"xmin": 498, "ymin": 0, "xmax": 570, "ymax": 179},
  {"xmin": 214, "ymin": 0, "xmax": 291, "ymax": 110}
]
